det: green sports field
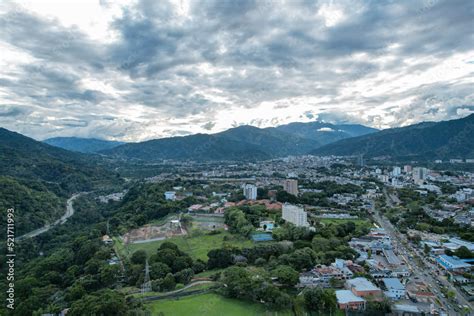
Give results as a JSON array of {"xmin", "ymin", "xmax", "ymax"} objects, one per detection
[{"xmin": 147, "ymin": 293, "xmax": 292, "ymax": 316}]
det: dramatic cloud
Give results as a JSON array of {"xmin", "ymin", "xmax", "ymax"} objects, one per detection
[{"xmin": 0, "ymin": 0, "xmax": 473, "ymax": 141}]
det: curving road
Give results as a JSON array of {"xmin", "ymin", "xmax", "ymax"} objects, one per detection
[{"xmin": 17, "ymin": 192, "xmax": 85, "ymax": 240}]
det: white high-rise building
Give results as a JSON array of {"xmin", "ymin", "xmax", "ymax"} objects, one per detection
[
  {"xmin": 283, "ymin": 179, "xmax": 298, "ymax": 196},
  {"xmin": 243, "ymin": 184, "xmax": 257, "ymax": 200},
  {"xmin": 282, "ymin": 203, "xmax": 309, "ymax": 227},
  {"xmin": 412, "ymin": 167, "xmax": 428, "ymax": 184},
  {"xmin": 403, "ymin": 165, "xmax": 412, "ymax": 173},
  {"xmin": 392, "ymin": 166, "xmax": 401, "ymax": 176}
]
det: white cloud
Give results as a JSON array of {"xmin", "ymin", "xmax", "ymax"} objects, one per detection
[
  {"xmin": 0, "ymin": 0, "xmax": 473, "ymax": 141},
  {"xmin": 317, "ymin": 127, "xmax": 334, "ymax": 132}
]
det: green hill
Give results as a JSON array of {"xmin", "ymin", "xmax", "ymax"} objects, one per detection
[
  {"xmin": 0, "ymin": 127, "xmax": 120, "ymax": 234},
  {"xmin": 101, "ymin": 122, "xmax": 376, "ymax": 161},
  {"xmin": 43, "ymin": 137, "xmax": 125, "ymax": 153},
  {"xmin": 311, "ymin": 114, "xmax": 474, "ymax": 160}
]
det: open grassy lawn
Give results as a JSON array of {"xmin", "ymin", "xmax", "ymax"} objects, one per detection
[
  {"xmin": 130, "ymin": 282, "xmax": 217, "ymax": 299},
  {"xmin": 126, "ymin": 230, "xmax": 253, "ymax": 261},
  {"xmin": 147, "ymin": 293, "xmax": 293, "ymax": 316},
  {"xmin": 194, "ymin": 268, "xmax": 226, "ymax": 278},
  {"xmin": 319, "ymin": 218, "xmax": 372, "ymax": 229},
  {"xmin": 191, "ymin": 215, "xmax": 225, "ymax": 223},
  {"xmin": 113, "ymin": 236, "xmax": 131, "ymax": 259}
]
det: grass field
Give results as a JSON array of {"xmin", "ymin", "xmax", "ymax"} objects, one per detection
[
  {"xmin": 124, "ymin": 230, "xmax": 253, "ymax": 261},
  {"xmin": 194, "ymin": 268, "xmax": 225, "ymax": 278},
  {"xmin": 319, "ymin": 218, "xmax": 372, "ymax": 229},
  {"xmin": 130, "ymin": 282, "xmax": 216, "ymax": 299},
  {"xmin": 147, "ymin": 293, "xmax": 293, "ymax": 316}
]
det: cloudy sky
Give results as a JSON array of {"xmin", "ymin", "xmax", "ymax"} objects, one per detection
[{"xmin": 0, "ymin": 0, "xmax": 473, "ymax": 141}]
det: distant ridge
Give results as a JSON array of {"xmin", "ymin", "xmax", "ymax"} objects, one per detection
[
  {"xmin": 311, "ymin": 114, "xmax": 474, "ymax": 160},
  {"xmin": 44, "ymin": 137, "xmax": 125, "ymax": 153},
  {"xmin": 275, "ymin": 121, "xmax": 377, "ymax": 146},
  {"xmin": 101, "ymin": 121, "xmax": 377, "ymax": 161}
]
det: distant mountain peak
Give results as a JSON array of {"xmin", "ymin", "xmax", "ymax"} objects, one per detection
[
  {"xmin": 43, "ymin": 137, "xmax": 125, "ymax": 154},
  {"xmin": 311, "ymin": 114, "xmax": 474, "ymax": 160}
]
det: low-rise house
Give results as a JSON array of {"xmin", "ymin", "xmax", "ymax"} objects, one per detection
[
  {"xmin": 188, "ymin": 204, "xmax": 203, "ymax": 212},
  {"xmin": 449, "ymin": 238, "xmax": 474, "ymax": 251},
  {"xmin": 333, "ymin": 259, "xmax": 355, "ymax": 279},
  {"xmin": 164, "ymin": 191, "xmax": 176, "ymax": 201},
  {"xmin": 406, "ymin": 281, "xmax": 435, "ymax": 303},
  {"xmin": 102, "ymin": 235, "xmax": 113, "ymax": 245},
  {"xmin": 313, "ymin": 265, "xmax": 345, "ymax": 287},
  {"xmin": 346, "ymin": 277, "xmax": 382, "ymax": 298},
  {"xmin": 383, "ymin": 278, "xmax": 405, "ymax": 299},
  {"xmin": 392, "ymin": 304, "xmax": 422, "ymax": 315},
  {"xmin": 390, "ymin": 269, "xmax": 410, "ymax": 278},
  {"xmin": 435, "ymin": 255, "xmax": 472, "ymax": 273},
  {"xmin": 298, "ymin": 271, "xmax": 320, "ymax": 287},
  {"xmin": 335, "ymin": 290, "xmax": 366, "ymax": 311}
]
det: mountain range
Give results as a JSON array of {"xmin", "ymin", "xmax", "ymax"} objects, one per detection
[
  {"xmin": 2, "ymin": 114, "xmax": 473, "ymax": 165},
  {"xmin": 99, "ymin": 121, "xmax": 377, "ymax": 161},
  {"xmin": 312, "ymin": 114, "xmax": 474, "ymax": 160},
  {"xmin": 43, "ymin": 137, "xmax": 125, "ymax": 153}
]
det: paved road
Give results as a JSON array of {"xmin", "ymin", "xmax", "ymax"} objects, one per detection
[
  {"xmin": 17, "ymin": 192, "xmax": 85, "ymax": 240},
  {"xmin": 375, "ymin": 193, "xmax": 472, "ymax": 315}
]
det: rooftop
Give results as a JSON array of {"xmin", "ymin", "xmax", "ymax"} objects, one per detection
[
  {"xmin": 383, "ymin": 278, "xmax": 405, "ymax": 290},
  {"xmin": 392, "ymin": 304, "xmax": 420, "ymax": 313},
  {"xmin": 383, "ymin": 249, "xmax": 402, "ymax": 265},
  {"xmin": 436, "ymin": 255, "xmax": 472, "ymax": 270},
  {"xmin": 335, "ymin": 290, "xmax": 365, "ymax": 304},
  {"xmin": 449, "ymin": 238, "xmax": 474, "ymax": 251},
  {"xmin": 346, "ymin": 277, "xmax": 380, "ymax": 292}
]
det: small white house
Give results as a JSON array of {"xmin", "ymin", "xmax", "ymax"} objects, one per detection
[{"xmin": 164, "ymin": 191, "xmax": 176, "ymax": 201}]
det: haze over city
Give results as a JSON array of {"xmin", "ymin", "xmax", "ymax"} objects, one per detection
[{"xmin": 0, "ymin": 0, "xmax": 473, "ymax": 141}]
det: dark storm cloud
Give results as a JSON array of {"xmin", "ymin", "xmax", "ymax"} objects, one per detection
[
  {"xmin": 0, "ymin": 105, "xmax": 26, "ymax": 117},
  {"xmin": 201, "ymin": 121, "xmax": 216, "ymax": 130},
  {"xmin": 0, "ymin": 0, "xmax": 472, "ymax": 140}
]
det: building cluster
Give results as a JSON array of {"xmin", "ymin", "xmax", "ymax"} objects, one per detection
[
  {"xmin": 414, "ymin": 235, "xmax": 474, "ymax": 301},
  {"xmin": 298, "ymin": 259, "xmax": 362, "ymax": 288},
  {"xmin": 335, "ymin": 277, "xmax": 384, "ymax": 311},
  {"xmin": 349, "ymin": 228, "xmax": 410, "ymax": 279}
]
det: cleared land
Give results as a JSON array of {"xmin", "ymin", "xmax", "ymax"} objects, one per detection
[
  {"xmin": 191, "ymin": 215, "xmax": 226, "ymax": 230},
  {"xmin": 147, "ymin": 293, "xmax": 292, "ymax": 316},
  {"xmin": 123, "ymin": 216, "xmax": 185, "ymax": 244},
  {"xmin": 123, "ymin": 230, "xmax": 253, "ymax": 261}
]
